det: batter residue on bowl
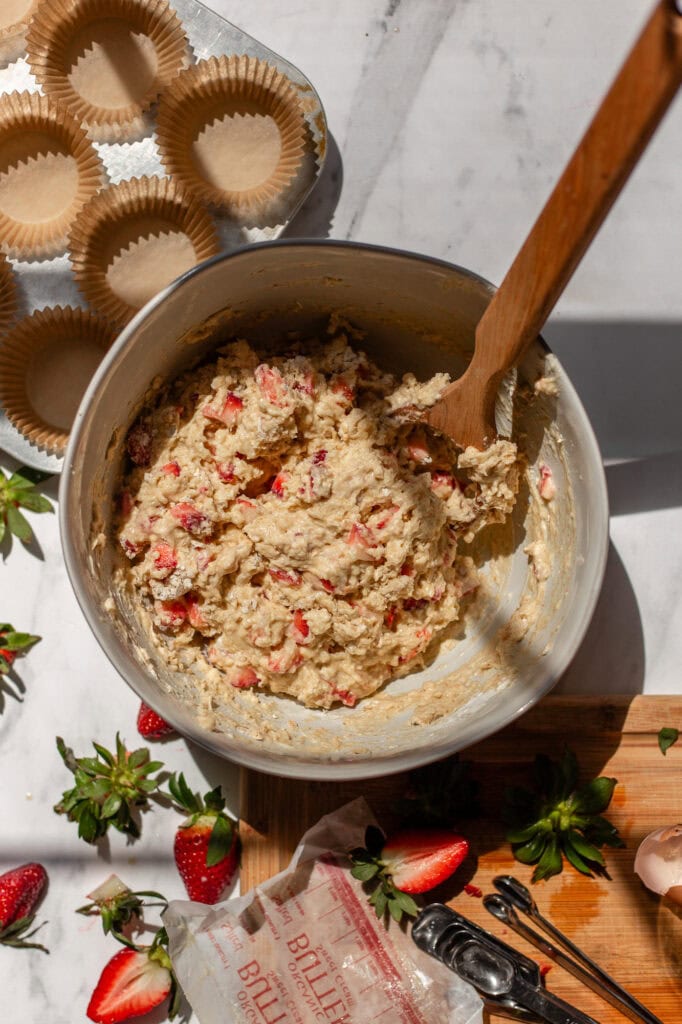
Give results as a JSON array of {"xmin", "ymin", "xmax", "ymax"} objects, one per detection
[{"xmin": 115, "ymin": 320, "xmax": 519, "ymax": 708}]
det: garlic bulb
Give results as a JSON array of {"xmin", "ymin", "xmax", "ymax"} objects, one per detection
[{"xmin": 634, "ymin": 825, "xmax": 682, "ymax": 905}]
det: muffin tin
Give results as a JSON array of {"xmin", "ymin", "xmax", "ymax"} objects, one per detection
[{"xmin": 0, "ymin": 0, "xmax": 327, "ymax": 472}]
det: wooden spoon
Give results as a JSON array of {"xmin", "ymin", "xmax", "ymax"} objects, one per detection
[{"xmin": 426, "ymin": 0, "xmax": 682, "ymax": 450}]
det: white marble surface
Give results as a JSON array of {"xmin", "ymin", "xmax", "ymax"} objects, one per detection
[{"xmin": 2, "ymin": 0, "xmax": 682, "ymax": 1020}]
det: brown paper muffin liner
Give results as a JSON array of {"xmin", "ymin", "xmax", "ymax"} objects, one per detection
[
  {"xmin": 27, "ymin": 0, "xmax": 189, "ymax": 141},
  {"xmin": 156, "ymin": 55, "xmax": 307, "ymax": 217},
  {"xmin": 0, "ymin": 305, "xmax": 116, "ymax": 455},
  {"xmin": 0, "ymin": 253, "xmax": 17, "ymax": 334},
  {"xmin": 0, "ymin": 0, "xmax": 41, "ymax": 67},
  {"xmin": 69, "ymin": 174, "xmax": 220, "ymax": 326},
  {"xmin": 0, "ymin": 90, "xmax": 105, "ymax": 260}
]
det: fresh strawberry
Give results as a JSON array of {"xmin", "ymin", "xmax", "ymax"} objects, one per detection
[
  {"xmin": 167, "ymin": 774, "xmax": 239, "ymax": 903},
  {"xmin": 126, "ymin": 421, "xmax": 153, "ymax": 466},
  {"xmin": 87, "ymin": 943, "xmax": 175, "ymax": 1023},
  {"xmin": 203, "ymin": 392, "xmax": 244, "ymax": 425},
  {"xmin": 350, "ymin": 825, "xmax": 468, "ymax": 922},
  {"xmin": 255, "ymin": 364, "xmax": 288, "ymax": 406},
  {"xmin": 137, "ymin": 702, "xmax": 176, "ymax": 742},
  {"xmin": 161, "ymin": 461, "xmax": 181, "ymax": 477},
  {"xmin": 170, "ymin": 502, "xmax": 211, "ymax": 536},
  {"xmin": 0, "ymin": 862, "xmax": 48, "ymax": 951}
]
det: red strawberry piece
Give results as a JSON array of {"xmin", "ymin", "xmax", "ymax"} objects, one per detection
[
  {"xmin": 137, "ymin": 702, "xmax": 176, "ymax": 742},
  {"xmin": 384, "ymin": 607, "xmax": 398, "ymax": 629},
  {"xmin": 86, "ymin": 947, "xmax": 172, "ymax": 1023},
  {"xmin": 330, "ymin": 376, "xmax": 354, "ymax": 404},
  {"xmin": 184, "ymin": 593, "xmax": 207, "ymax": 629},
  {"xmin": 255, "ymin": 364, "xmax": 288, "ymax": 407},
  {"xmin": 216, "ymin": 461, "xmax": 236, "ymax": 483},
  {"xmin": 405, "ymin": 432, "xmax": 432, "ymax": 464},
  {"xmin": 203, "ymin": 392, "xmax": 244, "ymax": 425},
  {"xmin": 156, "ymin": 599, "xmax": 187, "ymax": 629},
  {"xmin": 269, "ymin": 567, "xmax": 302, "ymax": 587},
  {"xmin": 403, "ymin": 597, "xmax": 427, "ymax": 611},
  {"xmin": 161, "ymin": 461, "xmax": 181, "ymax": 477},
  {"xmin": 380, "ymin": 829, "xmax": 469, "ymax": 894},
  {"xmin": 270, "ymin": 472, "xmax": 288, "ymax": 498},
  {"xmin": 235, "ymin": 497, "xmax": 258, "ymax": 520},
  {"xmin": 168, "ymin": 773, "xmax": 239, "ymax": 904},
  {"xmin": 430, "ymin": 471, "xmax": 457, "ymax": 498},
  {"xmin": 463, "ymin": 883, "xmax": 483, "ymax": 898},
  {"xmin": 348, "ymin": 522, "xmax": 377, "ymax": 549},
  {"xmin": 291, "ymin": 610, "xmax": 309, "ymax": 643},
  {"xmin": 0, "ymin": 648, "xmax": 16, "ymax": 667},
  {"xmin": 151, "ymin": 542, "xmax": 177, "ymax": 577},
  {"xmin": 119, "ymin": 491, "xmax": 134, "ymax": 518},
  {"xmin": 121, "ymin": 537, "xmax": 143, "ymax": 559},
  {"xmin": 170, "ymin": 501, "xmax": 211, "ymax": 536},
  {"xmin": 539, "ymin": 963, "xmax": 553, "ymax": 979},
  {"xmin": 267, "ymin": 646, "xmax": 303, "ymax": 674},
  {"xmin": 312, "ymin": 449, "xmax": 327, "ymax": 464},
  {"xmin": 230, "ymin": 666, "xmax": 260, "ymax": 689},
  {"xmin": 375, "ymin": 504, "xmax": 400, "ymax": 529},
  {"xmin": 400, "ymin": 561, "xmax": 414, "ymax": 576},
  {"xmin": 539, "ymin": 463, "xmax": 556, "ymax": 501},
  {"xmin": 319, "ymin": 578, "xmax": 335, "ymax": 593},
  {"xmin": 330, "ymin": 685, "xmax": 356, "ymax": 707},
  {"xmin": 126, "ymin": 421, "xmax": 153, "ymax": 466}
]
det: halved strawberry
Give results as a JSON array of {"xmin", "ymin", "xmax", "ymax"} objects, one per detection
[
  {"xmin": 203, "ymin": 392, "xmax": 244, "ymax": 425},
  {"xmin": 167, "ymin": 773, "xmax": 239, "ymax": 904},
  {"xmin": 87, "ymin": 944, "xmax": 174, "ymax": 1023},
  {"xmin": 0, "ymin": 862, "xmax": 48, "ymax": 951},
  {"xmin": 170, "ymin": 502, "xmax": 211, "ymax": 536},
  {"xmin": 255, "ymin": 364, "xmax": 288, "ymax": 407},
  {"xmin": 350, "ymin": 825, "xmax": 468, "ymax": 922},
  {"xmin": 137, "ymin": 702, "xmax": 176, "ymax": 742}
]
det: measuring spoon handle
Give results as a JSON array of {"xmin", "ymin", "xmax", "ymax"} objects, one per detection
[{"xmin": 510, "ymin": 975, "xmax": 602, "ymax": 1024}]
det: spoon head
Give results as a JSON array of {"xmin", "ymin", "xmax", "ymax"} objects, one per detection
[
  {"xmin": 493, "ymin": 875, "xmax": 536, "ymax": 914},
  {"xmin": 484, "ymin": 892, "xmax": 519, "ymax": 925}
]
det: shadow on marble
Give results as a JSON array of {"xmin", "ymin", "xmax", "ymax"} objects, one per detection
[
  {"xmin": 605, "ymin": 448, "xmax": 682, "ymax": 517},
  {"xmin": 555, "ymin": 540, "xmax": 645, "ymax": 696},
  {"xmin": 282, "ymin": 131, "xmax": 343, "ymax": 240},
  {"xmin": 544, "ymin": 318, "xmax": 682, "ymax": 464}
]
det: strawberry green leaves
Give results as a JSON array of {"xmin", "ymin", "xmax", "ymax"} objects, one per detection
[
  {"xmin": 54, "ymin": 735, "xmax": 164, "ymax": 843},
  {"xmin": 503, "ymin": 750, "xmax": 624, "ymax": 883},
  {"xmin": 0, "ymin": 467, "xmax": 53, "ymax": 548},
  {"xmin": 350, "ymin": 826, "xmax": 419, "ymax": 923},
  {"xmin": 0, "ymin": 623, "xmax": 40, "ymax": 675},
  {"xmin": 658, "ymin": 728, "xmax": 679, "ymax": 755}
]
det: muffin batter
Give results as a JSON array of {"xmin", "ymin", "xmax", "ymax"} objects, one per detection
[{"xmin": 116, "ymin": 324, "xmax": 519, "ymax": 708}]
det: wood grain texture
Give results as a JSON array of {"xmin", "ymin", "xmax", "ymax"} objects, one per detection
[
  {"xmin": 240, "ymin": 695, "xmax": 682, "ymax": 1024},
  {"xmin": 427, "ymin": 0, "xmax": 682, "ymax": 448}
]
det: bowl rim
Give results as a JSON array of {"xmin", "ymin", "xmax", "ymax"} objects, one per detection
[{"xmin": 59, "ymin": 238, "xmax": 609, "ymax": 779}]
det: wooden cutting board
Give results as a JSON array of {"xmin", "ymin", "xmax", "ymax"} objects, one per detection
[{"xmin": 240, "ymin": 695, "xmax": 682, "ymax": 1023}]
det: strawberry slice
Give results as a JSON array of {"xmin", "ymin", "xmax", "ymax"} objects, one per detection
[
  {"xmin": 382, "ymin": 829, "xmax": 468, "ymax": 892},
  {"xmin": 86, "ymin": 946, "xmax": 173, "ymax": 1023},
  {"xmin": 161, "ymin": 461, "xmax": 181, "ymax": 477},
  {"xmin": 0, "ymin": 862, "xmax": 48, "ymax": 951},
  {"xmin": 167, "ymin": 773, "xmax": 239, "ymax": 904},
  {"xmin": 170, "ymin": 501, "xmax": 211, "ymax": 536},
  {"xmin": 137, "ymin": 702, "xmax": 176, "ymax": 742},
  {"xmin": 255, "ymin": 364, "xmax": 288, "ymax": 407},
  {"xmin": 202, "ymin": 392, "xmax": 244, "ymax": 425}
]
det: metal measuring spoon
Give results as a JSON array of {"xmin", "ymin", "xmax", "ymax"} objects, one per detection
[
  {"xmin": 492, "ymin": 878, "xmax": 663, "ymax": 1024},
  {"xmin": 451, "ymin": 938, "xmax": 601, "ymax": 1024}
]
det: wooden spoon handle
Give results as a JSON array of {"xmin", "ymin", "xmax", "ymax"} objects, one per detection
[{"xmin": 429, "ymin": 0, "xmax": 682, "ymax": 447}]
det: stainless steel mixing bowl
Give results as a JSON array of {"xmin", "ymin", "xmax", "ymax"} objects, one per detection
[{"xmin": 59, "ymin": 240, "xmax": 608, "ymax": 780}]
